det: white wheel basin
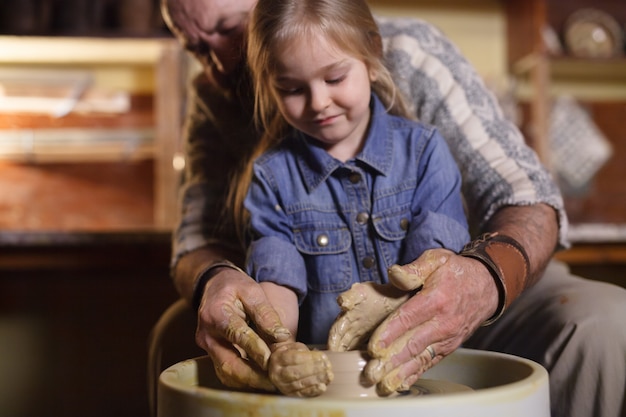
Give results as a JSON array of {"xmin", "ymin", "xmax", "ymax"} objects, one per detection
[{"xmin": 158, "ymin": 348, "xmax": 550, "ymax": 417}]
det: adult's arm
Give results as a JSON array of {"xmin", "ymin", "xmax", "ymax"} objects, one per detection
[
  {"xmin": 171, "ymin": 73, "xmax": 289, "ymax": 391},
  {"xmin": 484, "ymin": 203, "xmax": 559, "ymax": 289}
]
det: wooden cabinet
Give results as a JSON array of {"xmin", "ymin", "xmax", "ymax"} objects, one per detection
[
  {"xmin": 0, "ymin": 36, "xmax": 185, "ymax": 230},
  {"xmin": 0, "ymin": 231, "xmax": 180, "ymax": 417},
  {"xmin": 504, "ymin": 0, "xmax": 626, "ymax": 251}
]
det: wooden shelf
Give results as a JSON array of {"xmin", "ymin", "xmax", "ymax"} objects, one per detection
[
  {"xmin": 0, "ymin": 95, "xmax": 155, "ymax": 162},
  {"xmin": 504, "ymin": 0, "xmax": 626, "ymax": 150},
  {"xmin": 505, "ymin": 0, "xmax": 626, "ymax": 264},
  {"xmin": 0, "ymin": 129, "xmax": 155, "ymax": 163},
  {"xmin": 0, "ymin": 36, "xmax": 174, "ymax": 65},
  {"xmin": 556, "ymin": 242, "xmax": 626, "ymax": 265},
  {"xmin": 513, "ymin": 54, "xmax": 626, "ymax": 103},
  {"xmin": 0, "ymin": 36, "xmax": 185, "ymax": 229},
  {"xmin": 514, "ymin": 54, "xmax": 626, "ymax": 83}
]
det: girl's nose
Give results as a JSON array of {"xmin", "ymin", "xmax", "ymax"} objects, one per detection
[{"xmin": 308, "ymin": 86, "xmax": 330, "ymax": 112}]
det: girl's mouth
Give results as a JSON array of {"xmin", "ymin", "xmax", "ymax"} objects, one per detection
[{"xmin": 315, "ymin": 115, "xmax": 339, "ymax": 126}]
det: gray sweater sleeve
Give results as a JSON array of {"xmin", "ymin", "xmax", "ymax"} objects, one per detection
[{"xmin": 377, "ymin": 16, "xmax": 568, "ymax": 248}]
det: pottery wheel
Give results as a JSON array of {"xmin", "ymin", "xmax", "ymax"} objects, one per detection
[
  {"xmin": 398, "ymin": 378, "xmax": 473, "ymax": 397},
  {"xmin": 159, "ymin": 349, "xmax": 551, "ymax": 417}
]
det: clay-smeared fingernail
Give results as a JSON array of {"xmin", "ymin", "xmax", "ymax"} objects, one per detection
[
  {"xmin": 364, "ymin": 358, "xmax": 384, "ymax": 382},
  {"xmin": 272, "ymin": 326, "xmax": 291, "ymax": 342},
  {"xmin": 378, "ymin": 369, "xmax": 402, "ymax": 395}
]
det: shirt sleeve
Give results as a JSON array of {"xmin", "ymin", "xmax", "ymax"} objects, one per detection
[
  {"xmin": 403, "ymin": 128, "xmax": 470, "ymax": 260},
  {"xmin": 377, "ymin": 16, "xmax": 569, "ymax": 248},
  {"xmin": 244, "ymin": 160, "xmax": 308, "ymax": 301},
  {"xmin": 170, "ymin": 73, "xmax": 257, "ymax": 271}
]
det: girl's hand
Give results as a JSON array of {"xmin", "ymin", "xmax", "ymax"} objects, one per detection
[
  {"xmin": 268, "ymin": 342, "xmax": 334, "ymax": 397},
  {"xmin": 327, "ymin": 281, "xmax": 412, "ymax": 352}
]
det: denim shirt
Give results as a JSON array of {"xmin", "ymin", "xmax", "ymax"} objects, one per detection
[{"xmin": 245, "ymin": 94, "xmax": 470, "ymax": 344}]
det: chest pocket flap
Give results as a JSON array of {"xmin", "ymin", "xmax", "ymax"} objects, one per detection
[
  {"xmin": 294, "ymin": 225, "xmax": 352, "ymax": 255},
  {"xmin": 372, "ymin": 207, "xmax": 410, "ymax": 241}
]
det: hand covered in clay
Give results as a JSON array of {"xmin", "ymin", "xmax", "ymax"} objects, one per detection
[
  {"xmin": 268, "ymin": 342, "xmax": 334, "ymax": 397},
  {"xmin": 362, "ymin": 249, "xmax": 500, "ymax": 395},
  {"xmin": 196, "ymin": 268, "xmax": 292, "ymax": 392},
  {"xmin": 327, "ymin": 279, "xmax": 414, "ymax": 352}
]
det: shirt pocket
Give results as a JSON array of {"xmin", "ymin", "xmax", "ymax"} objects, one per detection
[
  {"xmin": 372, "ymin": 203, "xmax": 411, "ymax": 266},
  {"xmin": 293, "ymin": 224, "xmax": 354, "ymax": 293}
]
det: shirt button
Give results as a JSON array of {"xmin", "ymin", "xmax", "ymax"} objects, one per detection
[
  {"xmin": 317, "ymin": 234, "xmax": 329, "ymax": 247},
  {"xmin": 356, "ymin": 212, "xmax": 369, "ymax": 224},
  {"xmin": 400, "ymin": 218, "xmax": 409, "ymax": 230},
  {"xmin": 349, "ymin": 173, "xmax": 361, "ymax": 184},
  {"xmin": 362, "ymin": 256, "xmax": 375, "ymax": 269}
]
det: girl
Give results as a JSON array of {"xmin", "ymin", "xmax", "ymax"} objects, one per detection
[{"xmin": 238, "ymin": 0, "xmax": 470, "ymax": 397}]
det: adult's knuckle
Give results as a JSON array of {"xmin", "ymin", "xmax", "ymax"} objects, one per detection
[
  {"xmin": 405, "ymin": 337, "xmax": 425, "ymax": 358},
  {"xmin": 215, "ymin": 361, "xmax": 241, "ymax": 388},
  {"xmin": 395, "ymin": 307, "xmax": 416, "ymax": 331}
]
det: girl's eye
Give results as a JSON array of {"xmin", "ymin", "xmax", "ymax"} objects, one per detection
[
  {"xmin": 276, "ymin": 86, "xmax": 303, "ymax": 96},
  {"xmin": 326, "ymin": 75, "xmax": 346, "ymax": 85}
]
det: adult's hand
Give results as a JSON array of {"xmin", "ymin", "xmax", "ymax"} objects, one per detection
[
  {"xmin": 195, "ymin": 267, "xmax": 292, "ymax": 391},
  {"xmin": 363, "ymin": 249, "xmax": 499, "ymax": 395}
]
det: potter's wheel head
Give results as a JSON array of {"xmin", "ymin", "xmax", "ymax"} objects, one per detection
[
  {"xmin": 320, "ymin": 350, "xmax": 472, "ymax": 399},
  {"xmin": 402, "ymin": 378, "xmax": 473, "ymax": 396}
]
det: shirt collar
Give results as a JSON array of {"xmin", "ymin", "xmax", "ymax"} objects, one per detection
[{"xmin": 295, "ymin": 94, "xmax": 393, "ymax": 192}]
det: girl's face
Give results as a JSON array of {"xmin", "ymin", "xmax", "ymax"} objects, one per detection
[{"xmin": 270, "ymin": 32, "xmax": 375, "ymax": 161}]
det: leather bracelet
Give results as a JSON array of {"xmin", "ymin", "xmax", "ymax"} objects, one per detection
[
  {"xmin": 192, "ymin": 260, "xmax": 245, "ymax": 311},
  {"xmin": 459, "ymin": 232, "xmax": 530, "ymax": 325}
]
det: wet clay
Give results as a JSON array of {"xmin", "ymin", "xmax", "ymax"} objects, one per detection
[
  {"xmin": 387, "ymin": 251, "xmax": 449, "ymax": 291},
  {"xmin": 321, "ymin": 350, "xmax": 472, "ymax": 398},
  {"xmin": 268, "ymin": 342, "xmax": 334, "ymax": 397},
  {"xmin": 328, "ymin": 278, "xmax": 412, "ymax": 351},
  {"xmin": 216, "ymin": 296, "xmax": 293, "ymax": 391},
  {"xmin": 222, "ymin": 299, "xmax": 273, "ymax": 370}
]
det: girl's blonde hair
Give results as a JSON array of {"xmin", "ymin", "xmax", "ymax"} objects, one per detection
[{"xmin": 230, "ymin": 0, "xmax": 411, "ymax": 238}]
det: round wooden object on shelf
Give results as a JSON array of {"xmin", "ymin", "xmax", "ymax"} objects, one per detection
[{"xmin": 563, "ymin": 8, "xmax": 624, "ymax": 58}]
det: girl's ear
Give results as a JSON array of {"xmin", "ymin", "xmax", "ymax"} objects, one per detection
[{"xmin": 369, "ymin": 67, "xmax": 378, "ymax": 82}]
